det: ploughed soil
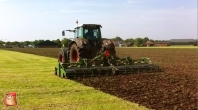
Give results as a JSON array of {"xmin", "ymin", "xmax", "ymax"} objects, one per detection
[{"xmin": 2, "ymin": 48, "xmax": 197, "ymax": 110}]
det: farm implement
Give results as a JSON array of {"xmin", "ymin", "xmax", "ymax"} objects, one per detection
[{"xmin": 55, "ymin": 21, "xmax": 161, "ymax": 78}]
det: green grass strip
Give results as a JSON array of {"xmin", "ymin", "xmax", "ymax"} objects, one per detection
[{"xmin": 0, "ymin": 49, "xmax": 147, "ymax": 110}]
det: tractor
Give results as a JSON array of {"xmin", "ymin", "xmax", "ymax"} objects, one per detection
[{"xmin": 55, "ymin": 21, "xmax": 160, "ymax": 78}]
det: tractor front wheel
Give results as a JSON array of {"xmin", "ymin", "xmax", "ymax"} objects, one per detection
[
  {"xmin": 69, "ymin": 43, "xmax": 80, "ymax": 63},
  {"xmin": 58, "ymin": 48, "xmax": 69, "ymax": 63}
]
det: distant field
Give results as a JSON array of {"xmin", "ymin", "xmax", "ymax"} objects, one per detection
[
  {"xmin": 0, "ymin": 50, "xmax": 147, "ymax": 110},
  {"xmin": 1, "ymin": 48, "xmax": 197, "ymax": 110}
]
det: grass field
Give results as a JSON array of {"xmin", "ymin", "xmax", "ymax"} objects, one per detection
[
  {"xmin": 1, "ymin": 48, "xmax": 197, "ymax": 109},
  {"xmin": 0, "ymin": 50, "xmax": 147, "ymax": 110}
]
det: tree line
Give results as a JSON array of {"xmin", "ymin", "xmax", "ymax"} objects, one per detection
[
  {"xmin": 0, "ymin": 38, "xmax": 72, "ymax": 48},
  {"xmin": 112, "ymin": 36, "xmax": 153, "ymax": 47},
  {"xmin": 0, "ymin": 36, "xmax": 161, "ymax": 48}
]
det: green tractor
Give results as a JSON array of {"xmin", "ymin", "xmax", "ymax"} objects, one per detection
[{"xmin": 55, "ymin": 21, "xmax": 160, "ymax": 78}]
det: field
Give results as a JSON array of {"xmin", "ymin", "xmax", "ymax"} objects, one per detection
[
  {"xmin": 0, "ymin": 49, "xmax": 146, "ymax": 110},
  {"xmin": 1, "ymin": 47, "xmax": 198, "ymax": 110}
]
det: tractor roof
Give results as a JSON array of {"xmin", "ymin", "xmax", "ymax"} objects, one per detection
[{"xmin": 75, "ymin": 24, "xmax": 102, "ymax": 29}]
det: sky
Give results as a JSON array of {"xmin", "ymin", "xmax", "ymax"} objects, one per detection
[{"xmin": 0, "ymin": 0, "xmax": 197, "ymax": 42}]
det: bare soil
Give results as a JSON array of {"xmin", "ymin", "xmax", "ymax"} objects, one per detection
[{"xmin": 3, "ymin": 48, "xmax": 197, "ymax": 110}]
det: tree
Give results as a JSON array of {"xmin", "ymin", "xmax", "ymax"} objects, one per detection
[
  {"xmin": 112, "ymin": 36, "xmax": 123, "ymax": 41},
  {"xmin": 134, "ymin": 38, "xmax": 143, "ymax": 47},
  {"xmin": 52, "ymin": 39, "xmax": 62, "ymax": 47},
  {"xmin": 125, "ymin": 38, "xmax": 134, "ymax": 46},
  {"xmin": 13, "ymin": 41, "xmax": 20, "ymax": 47},
  {"xmin": 0, "ymin": 40, "xmax": 5, "ymax": 47},
  {"xmin": 38, "ymin": 40, "xmax": 44, "ymax": 43},
  {"xmin": 61, "ymin": 38, "xmax": 72, "ymax": 47},
  {"xmin": 125, "ymin": 38, "xmax": 134, "ymax": 42},
  {"xmin": 24, "ymin": 41, "xmax": 30, "ymax": 47},
  {"xmin": 30, "ymin": 40, "xmax": 44, "ymax": 47},
  {"xmin": 150, "ymin": 39, "xmax": 154, "ymax": 43},
  {"xmin": 37, "ymin": 40, "xmax": 45, "ymax": 47},
  {"xmin": 5, "ymin": 41, "xmax": 11, "ymax": 47},
  {"xmin": 19, "ymin": 42, "xmax": 24, "ymax": 48},
  {"xmin": 32, "ymin": 40, "xmax": 39, "ymax": 47},
  {"xmin": 142, "ymin": 37, "xmax": 149, "ymax": 46}
]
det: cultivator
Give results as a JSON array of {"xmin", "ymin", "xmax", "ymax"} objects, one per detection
[
  {"xmin": 55, "ymin": 50, "xmax": 160, "ymax": 78},
  {"xmin": 54, "ymin": 21, "xmax": 161, "ymax": 79}
]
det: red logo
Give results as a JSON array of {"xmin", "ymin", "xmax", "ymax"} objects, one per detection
[{"xmin": 1, "ymin": 92, "xmax": 18, "ymax": 109}]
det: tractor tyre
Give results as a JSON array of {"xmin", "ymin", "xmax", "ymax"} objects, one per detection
[
  {"xmin": 58, "ymin": 48, "xmax": 69, "ymax": 63},
  {"xmin": 69, "ymin": 43, "xmax": 85, "ymax": 63}
]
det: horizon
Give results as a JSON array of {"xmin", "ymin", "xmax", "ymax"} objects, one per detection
[
  {"xmin": 0, "ymin": 0, "xmax": 197, "ymax": 42},
  {"xmin": 1, "ymin": 37, "xmax": 198, "ymax": 43}
]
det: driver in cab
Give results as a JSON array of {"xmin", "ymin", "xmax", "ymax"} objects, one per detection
[{"xmin": 85, "ymin": 29, "xmax": 94, "ymax": 39}]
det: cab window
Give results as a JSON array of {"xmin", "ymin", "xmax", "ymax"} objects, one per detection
[
  {"xmin": 84, "ymin": 28, "xmax": 100, "ymax": 39},
  {"xmin": 78, "ymin": 27, "xmax": 82, "ymax": 37},
  {"xmin": 76, "ymin": 27, "xmax": 83, "ymax": 38}
]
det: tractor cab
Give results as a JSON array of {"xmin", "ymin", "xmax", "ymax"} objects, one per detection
[
  {"xmin": 75, "ymin": 24, "xmax": 102, "ymax": 40},
  {"xmin": 62, "ymin": 24, "xmax": 102, "ymax": 40}
]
